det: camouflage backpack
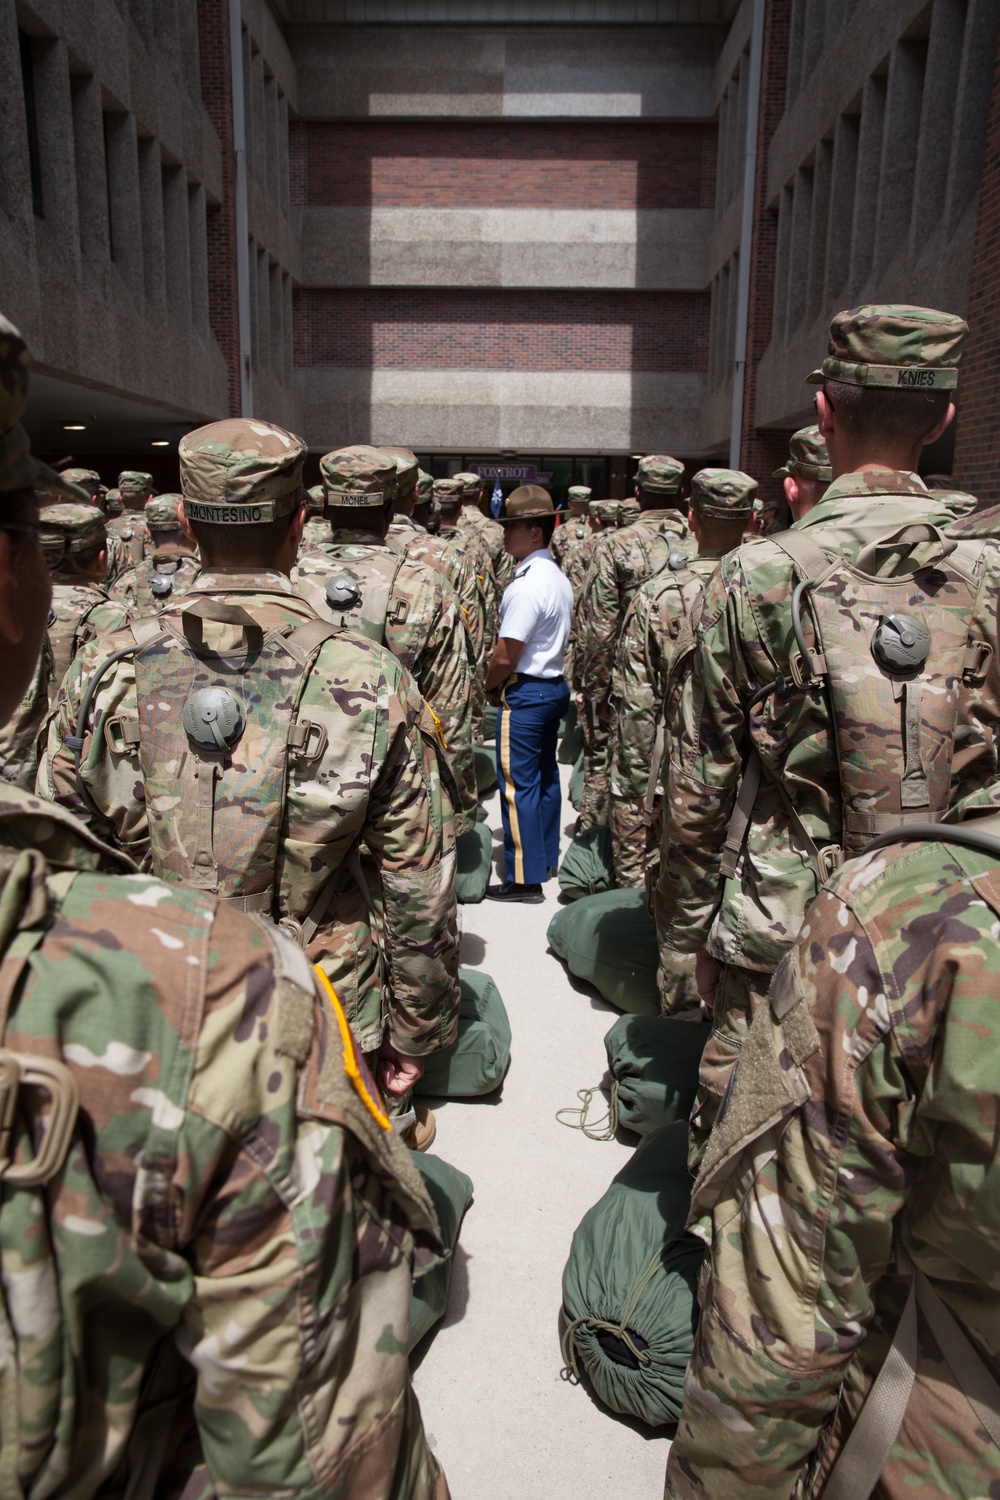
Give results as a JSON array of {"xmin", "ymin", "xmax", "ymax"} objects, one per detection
[
  {"xmin": 47, "ymin": 587, "xmax": 117, "ymax": 684},
  {"xmin": 75, "ymin": 602, "xmax": 341, "ymax": 926},
  {"xmin": 294, "ymin": 546, "xmax": 409, "ymax": 645},
  {"xmin": 723, "ymin": 523, "xmax": 994, "ymax": 878}
]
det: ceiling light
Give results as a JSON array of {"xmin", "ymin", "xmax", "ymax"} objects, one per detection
[
  {"xmin": 150, "ymin": 440, "xmax": 170, "ymax": 447},
  {"xmin": 64, "ymin": 423, "xmax": 86, "ymax": 431}
]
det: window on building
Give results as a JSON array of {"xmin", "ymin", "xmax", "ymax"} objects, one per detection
[
  {"xmin": 103, "ymin": 112, "xmax": 117, "ymax": 260},
  {"xmin": 19, "ymin": 32, "xmax": 43, "ymax": 217}
]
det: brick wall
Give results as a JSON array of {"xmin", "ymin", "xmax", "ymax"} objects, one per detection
[
  {"xmin": 294, "ymin": 288, "xmax": 709, "ymax": 372},
  {"xmin": 197, "ymin": 0, "xmax": 240, "ymax": 416},
  {"xmin": 740, "ymin": 0, "xmax": 793, "ymax": 500},
  {"xmin": 289, "ymin": 121, "xmax": 717, "ymax": 211},
  {"xmin": 954, "ymin": 40, "xmax": 1000, "ymax": 505}
]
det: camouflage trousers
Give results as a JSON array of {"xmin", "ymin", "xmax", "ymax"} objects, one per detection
[
  {"xmin": 577, "ymin": 701, "xmax": 610, "ymax": 831},
  {"xmin": 689, "ymin": 961, "xmax": 772, "ymax": 1171}
]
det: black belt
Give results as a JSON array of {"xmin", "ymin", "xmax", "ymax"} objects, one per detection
[{"xmin": 514, "ymin": 672, "xmax": 566, "ymax": 683}]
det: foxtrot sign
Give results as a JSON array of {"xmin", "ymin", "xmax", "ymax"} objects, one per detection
[{"xmin": 470, "ymin": 464, "xmax": 551, "ymax": 488}]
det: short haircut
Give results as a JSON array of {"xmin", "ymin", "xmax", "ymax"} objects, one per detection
[
  {"xmin": 536, "ymin": 515, "xmax": 556, "ymax": 547},
  {"xmin": 825, "ymin": 380, "xmax": 951, "ymax": 448},
  {"xmin": 188, "ymin": 509, "xmax": 299, "ymax": 567},
  {"xmin": 697, "ymin": 516, "xmax": 747, "ymax": 551},
  {"xmin": 326, "ymin": 500, "xmax": 390, "ymax": 532}
]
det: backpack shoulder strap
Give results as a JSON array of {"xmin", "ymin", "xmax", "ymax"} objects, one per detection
[
  {"xmin": 282, "ymin": 618, "xmax": 343, "ymax": 666},
  {"xmin": 769, "ymin": 527, "xmax": 835, "ymax": 581}
]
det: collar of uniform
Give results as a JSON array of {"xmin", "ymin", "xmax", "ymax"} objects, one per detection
[
  {"xmin": 815, "ymin": 468, "xmax": 928, "ymax": 507},
  {"xmin": 389, "ymin": 515, "xmax": 422, "ymax": 536},
  {"xmin": 695, "ymin": 545, "xmax": 729, "ymax": 560},
  {"xmin": 513, "ymin": 547, "xmax": 553, "ymax": 577},
  {"xmin": 638, "ymin": 507, "xmax": 683, "ymax": 520},
  {"xmin": 51, "ymin": 579, "xmax": 108, "ymax": 603},
  {"xmin": 327, "ymin": 528, "xmax": 385, "ymax": 549},
  {"xmin": 190, "ymin": 568, "xmax": 296, "ymax": 594}
]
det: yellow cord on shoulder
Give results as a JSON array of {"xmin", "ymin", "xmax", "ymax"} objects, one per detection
[
  {"xmin": 425, "ymin": 701, "xmax": 448, "ymax": 749},
  {"xmin": 313, "ymin": 965, "xmax": 391, "ymax": 1130}
]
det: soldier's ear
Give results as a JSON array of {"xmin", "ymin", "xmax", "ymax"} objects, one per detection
[
  {"xmin": 814, "ymin": 390, "xmax": 835, "ymax": 441},
  {"xmin": 922, "ymin": 401, "xmax": 956, "ymax": 449},
  {"xmin": 783, "ymin": 475, "xmax": 798, "ymax": 508},
  {"xmin": 179, "ymin": 508, "xmax": 197, "ymax": 546}
]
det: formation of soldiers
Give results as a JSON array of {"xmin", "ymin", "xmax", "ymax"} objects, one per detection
[{"xmin": 3, "ymin": 297, "xmax": 1000, "ymax": 1499}]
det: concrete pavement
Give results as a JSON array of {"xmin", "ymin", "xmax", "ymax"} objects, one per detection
[{"xmin": 411, "ymin": 764, "xmax": 671, "ymax": 1499}]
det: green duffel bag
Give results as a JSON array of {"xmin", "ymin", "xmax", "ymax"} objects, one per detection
[
  {"xmin": 455, "ymin": 822, "xmax": 493, "ymax": 904},
  {"xmin": 483, "ymin": 704, "xmax": 498, "ymax": 742},
  {"xmin": 410, "ymin": 1151, "xmax": 475, "ymax": 1352},
  {"xmin": 417, "ymin": 968, "xmax": 511, "ymax": 1098},
  {"xmin": 568, "ymin": 751, "xmax": 584, "ymax": 811},
  {"xmin": 475, "ymin": 802, "xmax": 489, "ymax": 823},
  {"xmin": 547, "ymin": 889, "xmax": 659, "ymax": 1014},
  {"xmin": 559, "ymin": 1014, "xmax": 709, "ymax": 1139},
  {"xmin": 558, "ymin": 699, "xmax": 582, "ymax": 764},
  {"xmin": 475, "ymin": 745, "xmax": 498, "ymax": 795},
  {"xmin": 558, "ymin": 825, "xmax": 616, "ymax": 900},
  {"xmin": 561, "ymin": 1121, "xmax": 703, "ymax": 1427}
]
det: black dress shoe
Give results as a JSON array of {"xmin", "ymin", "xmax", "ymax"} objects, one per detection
[{"xmin": 485, "ymin": 881, "xmax": 544, "ymax": 903}]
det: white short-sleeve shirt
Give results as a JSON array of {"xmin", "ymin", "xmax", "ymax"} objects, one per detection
[{"xmin": 498, "ymin": 547, "xmax": 574, "ymax": 678}]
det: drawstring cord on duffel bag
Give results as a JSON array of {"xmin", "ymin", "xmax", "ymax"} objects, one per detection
[
  {"xmin": 560, "ymin": 1250, "xmax": 664, "ymax": 1381},
  {"xmin": 555, "ymin": 1079, "xmax": 621, "ymax": 1141}
]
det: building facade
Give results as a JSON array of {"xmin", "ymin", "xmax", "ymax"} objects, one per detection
[{"xmin": 2, "ymin": 0, "xmax": 998, "ymax": 503}]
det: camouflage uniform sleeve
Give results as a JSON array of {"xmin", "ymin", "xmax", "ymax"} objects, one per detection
[
  {"xmin": 362, "ymin": 669, "xmax": 461, "ymax": 1056},
  {"xmin": 37, "ymin": 634, "xmax": 149, "ymax": 856},
  {"xmin": 579, "ymin": 538, "xmax": 620, "ymax": 695},
  {"xmin": 492, "ymin": 541, "xmax": 515, "ymax": 587},
  {"xmin": 667, "ymin": 882, "xmax": 907, "ymax": 1498},
  {"xmin": 182, "ymin": 906, "xmax": 446, "ymax": 1497},
  {"xmin": 953, "ymin": 542, "xmax": 1000, "ymax": 796},
  {"xmin": 610, "ymin": 588, "xmax": 659, "ymax": 801},
  {"xmin": 394, "ymin": 576, "xmax": 478, "ymax": 835},
  {"xmin": 659, "ymin": 560, "xmax": 749, "ymax": 953}
]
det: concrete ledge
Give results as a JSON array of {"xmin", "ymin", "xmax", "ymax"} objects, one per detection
[
  {"xmin": 298, "ymin": 366, "xmax": 705, "ymax": 452},
  {"xmin": 299, "ymin": 207, "xmax": 711, "ymax": 287},
  {"xmin": 291, "ymin": 24, "xmax": 719, "ymax": 119}
]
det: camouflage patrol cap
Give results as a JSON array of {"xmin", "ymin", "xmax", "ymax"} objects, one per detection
[
  {"xmin": 591, "ymin": 499, "xmax": 620, "ymax": 522},
  {"xmin": 105, "ymin": 487, "xmax": 123, "ymax": 517},
  {"xmin": 0, "ymin": 314, "xmax": 91, "ymax": 502},
  {"xmin": 60, "ymin": 467, "xmax": 102, "ymax": 497},
  {"xmin": 691, "ymin": 467, "xmax": 758, "ymax": 520},
  {"xmin": 320, "ymin": 445, "xmax": 397, "ymax": 508},
  {"xmin": 417, "ymin": 469, "xmax": 434, "ymax": 501},
  {"xmin": 180, "ymin": 419, "xmax": 307, "ymax": 524},
  {"xmin": 567, "ymin": 486, "xmax": 591, "ymax": 505},
  {"xmin": 381, "ymin": 445, "xmax": 419, "ymax": 495},
  {"xmin": 454, "ymin": 471, "xmax": 482, "ymax": 500},
  {"xmin": 38, "ymin": 503, "xmax": 106, "ymax": 565},
  {"xmin": 144, "ymin": 493, "xmax": 183, "ymax": 531},
  {"xmin": 619, "ymin": 498, "xmax": 641, "ymax": 521},
  {"xmin": 806, "ymin": 305, "xmax": 967, "ymax": 391},
  {"xmin": 636, "ymin": 454, "xmax": 684, "ymax": 496},
  {"xmin": 306, "ymin": 484, "xmax": 325, "ymax": 515},
  {"xmin": 434, "ymin": 477, "xmax": 465, "ymax": 505},
  {"xmin": 772, "ymin": 425, "xmax": 831, "ymax": 482},
  {"xmin": 118, "ymin": 470, "xmax": 154, "ymax": 497}
]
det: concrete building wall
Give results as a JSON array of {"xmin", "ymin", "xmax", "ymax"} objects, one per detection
[
  {"xmin": 1, "ymin": 0, "xmax": 230, "ymax": 447},
  {"xmin": 752, "ymin": 0, "xmax": 1000, "ymax": 435},
  {"xmin": 287, "ymin": 22, "xmax": 721, "ymax": 455}
]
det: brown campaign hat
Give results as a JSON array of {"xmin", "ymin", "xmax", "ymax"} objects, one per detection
[{"xmin": 500, "ymin": 484, "xmax": 554, "ymax": 523}]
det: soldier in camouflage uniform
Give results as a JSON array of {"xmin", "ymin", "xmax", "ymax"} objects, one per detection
[
  {"xmin": 41, "ymin": 421, "xmax": 461, "ymax": 1093},
  {"xmin": 292, "ymin": 446, "xmax": 478, "ymax": 831},
  {"xmin": 110, "ymin": 493, "xmax": 200, "ymax": 613},
  {"xmin": 0, "ymin": 476, "xmax": 92, "ymax": 791},
  {"xmin": 59, "ymin": 466, "xmax": 130, "ymax": 580},
  {"xmin": 436, "ymin": 476, "xmax": 499, "ymax": 646},
  {"xmin": 618, "ymin": 495, "xmax": 641, "ymax": 524},
  {"xmin": 666, "ymin": 796, "xmax": 1000, "ymax": 1499},
  {"xmin": 386, "ymin": 447, "xmax": 489, "ymax": 737},
  {"xmin": 106, "ymin": 468, "xmax": 154, "ymax": 568},
  {"xmin": 549, "ymin": 484, "xmax": 591, "ymax": 568},
  {"xmin": 455, "ymin": 469, "xmax": 515, "ymax": 587},
  {"xmin": 0, "ymin": 313, "xmax": 450, "ymax": 1500},
  {"xmin": 608, "ymin": 468, "xmax": 755, "ymax": 898},
  {"xmin": 657, "ymin": 305, "xmax": 1000, "ymax": 1150},
  {"xmin": 575, "ymin": 457, "xmax": 688, "ymax": 830},
  {"xmin": 41, "ymin": 503, "xmax": 131, "ymax": 683}
]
